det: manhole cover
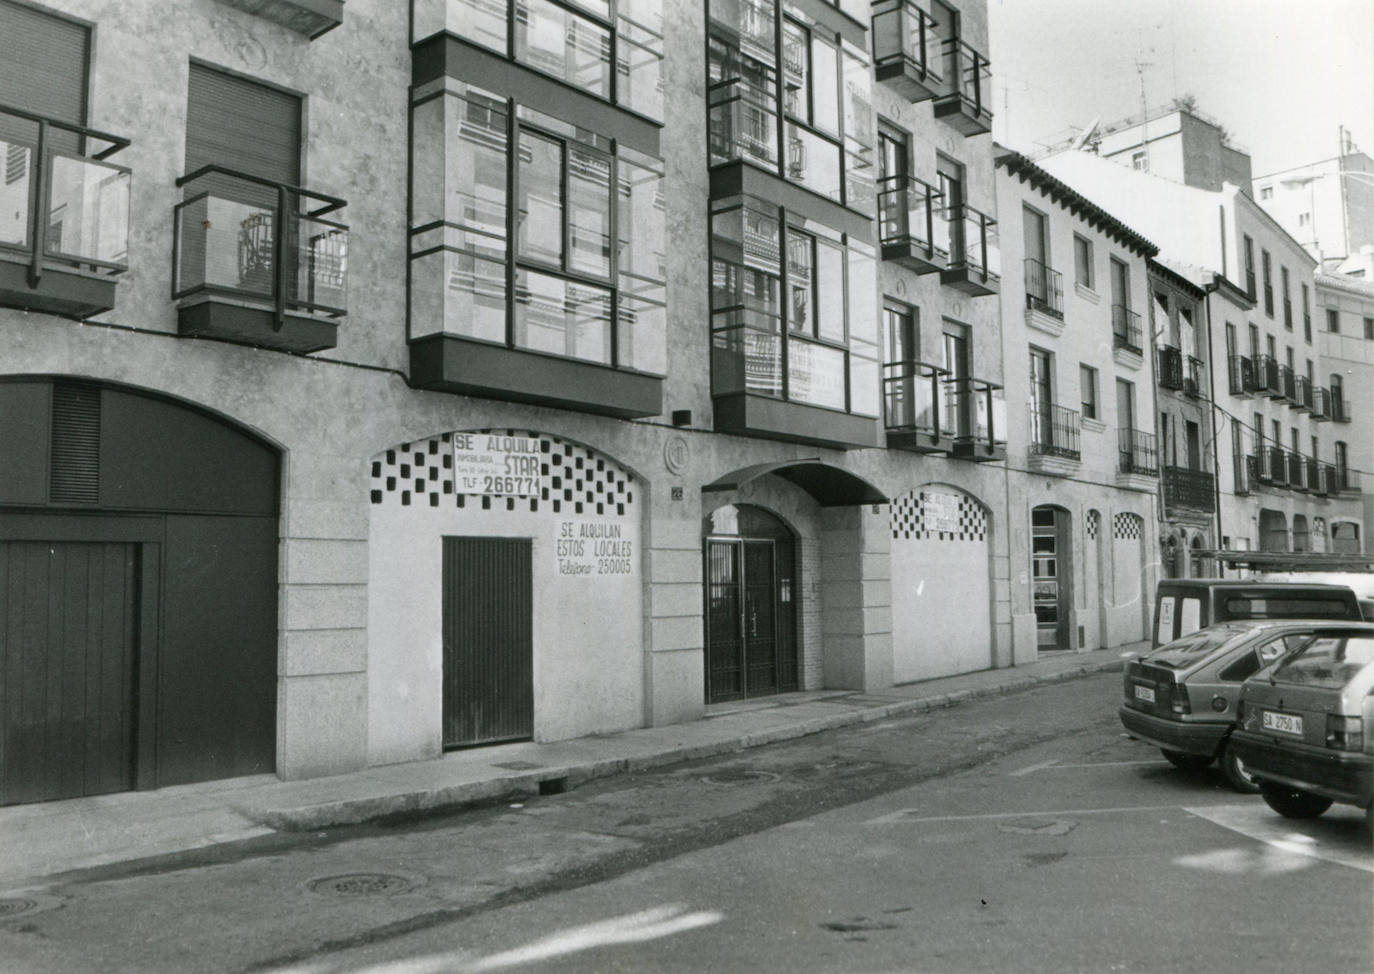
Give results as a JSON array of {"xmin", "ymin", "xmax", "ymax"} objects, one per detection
[
  {"xmin": 702, "ymin": 769, "xmax": 781, "ymax": 785},
  {"xmin": 306, "ymin": 873, "xmax": 416, "ymax": 897},
  {"xmin": 0, "ymin": 898, "xmax": 37, "ymax": 918}
]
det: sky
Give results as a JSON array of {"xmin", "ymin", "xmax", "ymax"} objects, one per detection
[{"xmin": 987, "ymin": 0, "xmax": 1374, "ymax": 175}]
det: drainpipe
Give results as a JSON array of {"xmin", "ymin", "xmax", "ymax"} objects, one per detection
[{"xmin": 1202, "ymin": 282, "xmax": 1225, "ymax": 570}]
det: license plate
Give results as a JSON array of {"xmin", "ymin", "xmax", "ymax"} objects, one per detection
[
  {"xmin": 1262, "ymin": 711, "xmax": 1303, "ymax": 736},
  {"xmin": 1133, "ymin": 684, "xmax": 1156, "ymax": 704}
]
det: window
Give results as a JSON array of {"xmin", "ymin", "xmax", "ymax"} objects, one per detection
[
  {"xmin": 1298, "ymin": 212, "xmax": 1311, "ymax": 227},
  {"xmin": 1080, "ymin": 365, "xmax": 1097, "ymax": 419},
  {"xmin": 1364, "ymin": 316, "xmax": 1373, "ymax": 340},
  {"xmin": 1302, "ymin": 283, "xmax": 1311, "ymax": 341},
  {"xmin": 708, "ymin": 1, "xmax": 875, "ymax": 214},
  {"xmin": 1248, "ymin": 323, "xmax": 1259, "ymax": 358},
  {"xmin": 409, "ymin": 86, "xmax": 666, "ymax": 374},
  {"xmin": 1160, "ymin": 410, "xmax": 1171, "ymax": 463},
  {"xmin": 1131, "ymin": 150, "xmax": 1148, "ymax": 171},
  {"xmin": 1259, "ymin": 185, "xmax": 1273, "ymax": 200},
  {"xmin": 1335, "ymin": 441, "xmax": 1348, "ymax": 477},
  {"xmin": 1327, "ymin": 308, "xmax": 1340, "ymax": 333},
  {"xmin": 1116, "ymin": 378, "xmax": 1134, "ymax": 431},
  {"xmin": 1073, "ymin": 234, "xmax": 1093, "ymax": 289},
  {"xmin": 1280, "ymin": 266, "xmax": 1291, "ymax": 329},
  {"xmin": 1185, "ymin": 420, "xmax": 1200, "ymax": 469},
  {"xmin": 1243, "ymin": 235, "xmax": 1256, "ymax": 298},
  {"xmin": 710, "ymin": 195, "xmax": 878, "ymax": 415},
  {"xmin": 1266, "ymin": 334, "xmax": 1276, "ymax": 360},
  {"xmin": 414, "ymin": 0, "xmax": 664, "ymax": 121},
  {"xmin": 1253, "ymin": 412, "xmax": 1264, "ymax": 446},
  {"xmin": 1261, "ymin": 249, "xmax": 1272, "ymax": 316}
]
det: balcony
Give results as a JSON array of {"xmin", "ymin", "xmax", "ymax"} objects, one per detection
[
  {"xmin": 212, "ymin": 0, "xmax": 343, "ymax": 38},
  {"xmin": 1293, "ymin": 375, "xmax": 1312, "ymax": 412},
  {"xmin": 1023, "ymin": 257, "xmax": 1063, "ymax": 332},
  {"xmin": 1158, "ymin": 346, "xmax": 1184, "ymax": 390},
  {"xmin": 1253, "ymin": 354, "xmax": 1283, "ymax": 398},
  {"xmin": 946, "ymin": 377, "xmax": 1007, "ymax": 462},
  {"xmin": 1330, "ymin": 391, "xmax": 1351, "ymax": 423},
  {"xmin": 884, "ymin": 359, "xmax": 950, "ymax": 453},
  {"xmin": 1263, "ymin": 445, "xmax": 1287, "ymax": 487},
  {"xmin": 872, "ymin": 1, "xmax": 944, "ymax": 102},
  {"xmin": 933, "ymin": 39, "xmax": 993, "ymax": 136},
  {"xmin": 940, "ymin": 204, "xmax": 998, "ymax": 296},
  {"xmin": 1227, "ymin": 354, "xmax": 1257, "ymax": 397},
  {"xmin": 1278, "ymin": 365, "xmax": 1297, "ymax": 404},
  {"xmin": 1305, "ymin": 457, "xmax": 1320, "ymax": 494},
  {"xmin": 1316, "ymin": 462, "xmax": 1334, "ymax": 496},
  {"xmin": 878, "ymin": 175, "xmax": 947, "ymax": 274},
  {"xmin": 1235, "ymin": 454, "xmax": 1252, "ymax": 495},
  {"xmin": 1310, "ymin": 385, "xmax": 1330, "ymax": 421},
  {"xmin": 1164, "ymin": 466, "xmax": 1216, "ymax": 513},
  {"xmin": 173, "ymin": 166, "xmax": 348, "ymax": 353},
  {"xmin": 1112, "ymin": 304, "xmax": 1142, "ymax": 355},
  {"xmin": 1337, "ymin": 466, "xmax": 1361, "ymax": 493},
  {"xmin": 1028, "ymin": 401, "xmax": 1081, "ymax": 475},
  {"xmin": 1116, "ymin": 428, "xmax": 1157, "ymax": 491},
  {"xmin": 1287, "ymin": 451, "xmax": 1306, "ymax": 490},
  {"xmin": 1184, "ymin": 355, "xmax": 1205, "ymax": 398},
  {"xmin": 0, "ymin": 104, "xmax": 131, "ymax": 319}
]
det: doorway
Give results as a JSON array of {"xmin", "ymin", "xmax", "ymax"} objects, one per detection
[{"xmin": 1031, "ymin": 505, "xmax": 1073, "ymax": 650}]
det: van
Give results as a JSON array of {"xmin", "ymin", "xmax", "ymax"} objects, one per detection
[
  {"xmin": 1253, "ymin": 571, "xmax": 1374, "ymax": 621},
  {"xmin": 1152, "ymin": 580, "xmax": 1363, "ymax": 648}
]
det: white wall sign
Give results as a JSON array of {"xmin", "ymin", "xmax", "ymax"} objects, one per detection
[
  {"xmin": 452, "ymin": 433, "xmax": 543, "ymax": 497},
  {"xmin": 923, "ymin": 490, "xmax": 960, "ymax": 534},
  {"xmin": 556, "ymin": 519, "xmax": 635, "ymax": 578}
]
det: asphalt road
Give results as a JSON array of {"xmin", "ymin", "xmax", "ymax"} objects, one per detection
[{"xmin": 2, "ymin": 673, "xmax": 1370, "ymax": 974}]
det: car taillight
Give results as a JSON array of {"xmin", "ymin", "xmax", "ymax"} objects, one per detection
[
  {"xmin": 1326, "ymin": 715, "xmax": 1363, "ymax": 752},
  {"xmin": 1170, "ymin": 684, "xmax": 1191, "ymax": 715}
]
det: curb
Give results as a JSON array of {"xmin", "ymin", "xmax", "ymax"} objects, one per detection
[{"xmin": 253, "ymin": 659, "xmax": 1122, "ymax": 832}]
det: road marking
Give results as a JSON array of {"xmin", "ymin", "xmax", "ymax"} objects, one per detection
[
  {"xmin": 864, "ymin": 804, "xmax": 1181, "ymax": 825},
  {"xmin": 1185, "ymin": 804, "xmax": 1373, "ymax": 874},
  {"xmin": 1044, "ymin": 759, "xmax": 1169, "ymax": 769},
  {"xmin": 1008, "ymin": 759, "xmax": 1059, "ymax": 776}
]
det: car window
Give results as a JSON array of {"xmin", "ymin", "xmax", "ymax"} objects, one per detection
[
  {"xmin": 1156, "ymin": 628, "xmax": 1250, "ymax": 658},
  {"xmin": 1179, "ymin": 598, "xmax": 1201, "ymax": 635},
  {"xmin": 1222, "ymin": 597, "xmax": 1353, "ymax": 619},
  {"xmin": 1269, "ymin": 636, "xmax": 1374, "ymax": 688},
  {"xmin": 1218, "ymin": 651, "xmax": 1260, "ymax": 682},
  {"xmin": 1156, "ymin": 596, "xmax": 1176, "ymax": 644}
]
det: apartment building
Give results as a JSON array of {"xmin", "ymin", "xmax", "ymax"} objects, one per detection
[
  {"xmin": 1254, "ymin": 131, "xmax": 1374, "ymax": 272},
  {"xmin": 0, "ymin": 0, "xmax": 1041, "ymax": 807},
  {"xmin": 994, "ymin": 149, "xmax": 1160, "ymax": 653},
  {"xmin": 1314, "ymin": 269, "xmax": 1374, "ymax": 553},
  {"xmin": 1038, "ymin": 148, "xmax": 1369, "ymax": 564}
]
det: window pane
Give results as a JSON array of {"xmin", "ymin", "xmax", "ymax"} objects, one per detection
[
  {"xmin": 810, "ymin": 36, "xmax": 840, "ymax": 135},
  {"xmin": 410, "ymin": 250, "xmax": 507, "ymax": 342},
  {"xmin": 618, "ymin": 293, "xmax": 666, "ymax": 374},
  {"xmin": 568, "ymin": 146, "xmax": 611, "ymax": 277},
  {"xmin": 514, "ymin": 269, "xmax": 612, "ymax": 364},
  {"xmin": 815, "ymin": 239, "xmax": 846, "ymax": 343},
  {"xmin": 618, "ymin": 28, "xmax": 664, "ymax": 121},
  {"xmin": 46, "ymin": 154, "xmax": 130, "ymax": 265},
  {"xmin": 846, "ymin": 245, "xmax": 877, "ymax": 346},
  {"xmin": 787, "ymin": 230, "xmax": 813, "ymax": 333},
  {"xmin": 414, "ymin": 0, "xmax": 507, "ymax": 49},
  {"xmin": 617, "ymin": 157, "xmax": 665, "ymax": 284},
  {"xmin": 517, "ymin": 131, "xmax": 563, "ymax": 265},
  {"xmin": 785, "ymin": 122, "xmax": 842, "ymax": 201},
  {"xmin": 789, "ymin": 338, "xmax": 846, "ymax": 410},
  {"xmin": 515, "ymin": 0, "xmax": 611, "ymax": 96},
  {"xmin": 781, "ymin": 21, "xmax": 808, "ymax": 119}
]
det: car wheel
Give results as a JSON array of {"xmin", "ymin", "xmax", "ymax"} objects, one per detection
[
  {"xmin": 1160, "ymin": 748, "xmax": 1213, "ymax": 771},
  {"xmin": 1218, "ymin": 741, "xmax": 1261, "ymax": 794},
  {"xmin": 1259, "ymin": 783, "xmax": 1333, "ymax": 819}
]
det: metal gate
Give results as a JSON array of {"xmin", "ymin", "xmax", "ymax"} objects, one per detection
[
  {"xmin": 705, "ymin": 536, "xmax": 796, "ymax": 703},
  {"xmin": 0, "ymin": 540, "xmax": 137, "ymax": 805},
  {"xmin": 442, "ymin": 537, "xmax": 533, "ymax": 748}
]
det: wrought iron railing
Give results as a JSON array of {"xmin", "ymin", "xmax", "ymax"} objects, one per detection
[
  {"xmin": 1253, "ymin": 354, "xmax": 1283, "ymax": 396},
  {"xmin": 1279, "ymin": 365, "xmax": 1296, "ymax": 403},
  {"xmin": 1184, "ymin": 355, "xmax": 1205, "ymax": 397},
  {"xmin": 1227, "ymin": 354, "xmax": 1255, "ymax": 396},
  {"xmin": 1164, "ymin": 466, "xmax": 1216, "ymax": 511},
  {"xmin": 1158, "ymin": 346, "xmax": 1184, "ymax": 390},
  {"xmin": 1023, "ymin": 257, "xmax": 1063, "ymax": 319},
  {"xmin": 1028, "ymin": 401, "xmax": 1080, "ymax": 460},
  {"xmin": 1305, "ymin": 457, "xmax": 1320, "ymax": 493},
  {"xmin": 1287, "ymin": 451, "xmax": 1305, "ymax": 488},
  {"xmin": 1112, "ymin": 304, "xmax": 1142, "ymax": 353},
  {"xmin": 1330, "ymin": 391, "xmax": 1351, "ymax": 423},
  {"xmin": 1295, "ymin": 375, "xmax": 1312, "ymax": 411},
  {"xmin": 1118, "ymin": 428, "xmax": 1157, "ymax": 475},
  {"xmin": 1265, "ymin": 445, "xmax": 1288, "ymax": 485},
  {"xmin": 173, "ymin": 165, "xmax": 349, "ymax": 322},
  {"xmin": 1236, "ymin": 454, "xmax": 1254, "ymax": 494},
  {"xmin": 1311, "ymin": 385, "xmax": 1330, "ymax": 420}
]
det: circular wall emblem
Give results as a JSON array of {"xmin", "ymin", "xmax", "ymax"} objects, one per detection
[{"xmin": 664, "ymin": 435, "xmax": 689, "ymax": 475}]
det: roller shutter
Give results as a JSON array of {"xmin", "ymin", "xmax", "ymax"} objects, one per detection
[
  {"xmin": 184, "ymin": 63, "xmax": 301, "ymax": 186},
  {"xmin": 0, "ymin": 0, "xmax": 89, "ymax": 151}
]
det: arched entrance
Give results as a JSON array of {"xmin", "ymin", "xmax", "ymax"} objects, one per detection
[
  {"xmin": 1031, "ymin": 505, "xmax": 1073, "ymax": 650},
  {"xmin": 1259, "ymin": 509, "xmax": 1288, "ymax": 552},
  {"xmin": 703, "ymin": 505, "xmax": 798, "ymax": 702},
  {"xmin": 1292, "ymin": 514, "xmax": 1310, "ymax": 552},
  {"xmin": 1332, "ymin": 521, "xmax": 1361, "ymax": 554},
  {"xmin": 0, "ymin": 378, "xmax": 279, "ymax": 805}
]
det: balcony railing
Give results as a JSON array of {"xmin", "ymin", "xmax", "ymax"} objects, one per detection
[
  {"xmin": 1158, "ymin": 346, "xmax": 1184, "ymax": 390},
  {"xmin": 173, "ymin": 165, "xmax": 348, "ymax": 352},
  {"xmin": 0, "ymin": 103, "xmax": 131, "ymax": 319},
  {"xmin": 883, "ymin": 358, "xmax": 948, "ymax": 452},
  {"xmin": 1028, "ymin": 401, "xmax": 1081, "ymax": 460},
  {"xmin": 1264, "ymin": 445, "xmax": 1288, "ymax": 485},
  {"xmin": 877, "ymin": 174, "xmax": 948, "ymax": 273},
  {"xmin": 1316, "ymin": 462, "xmax": 1334, "ymax": 496},
  {"xmin": 1305, "ymin": 457, "xmax": 1320, "ymax": 493},
  {"xmin": 946, "ymin": 376, "xmax": 1007, "ymax": 461},
  {"xmin": 1279, "ymin": 364, "xmax": 1297, "ymax": 403},
  {"xmin": 1311, "ymin": 385, "xmax": 1330, "ymax": 420},
  {"xmin": 872, "ymin": 0, "xmax": 943, "ymax": 102},
  {"xmin": 1184, "ymin": 355, "xmax": 1205, "ymax": 398},
  {"xmin": 1337, "ymin": 466, "xmax": 1361, "ymax": 493},
  {"xmin": 1227, "ymin": 354, "xmax": 1255, "ymax": 396},
  {"xmin": 1253, "ymin": 354, "xmax": 1283, "ymax": 397},
  {"xmin": 1330, "ymin": 391, "xmax": 1351, "ymax": 423},
  {"xmin": 1235, "ymin": 454, "xmax": 1253, "ymax": 495},
  {"xmin": 1023, "ymin": 257, "xmax": 1063, "ymax": 319},
  {"xmin": 933, "ymin": 38, "xmax": 992, "ymax": 135},
  {"xmin": 1118, "ymin": 428, "xmax": 1158, "ymax": 476},
  {"xmin": 1112, "ymin": 304, "xmax": 1142, "ymax": 353},
  {"xmin": 941, "ymin": 204, "xmax": 999, "ymax": 295},
  {"xmin": 1294, "ymin": 375, "xmax": 1312, "ymax": 412},
  {"xmin": 1164, "ymin": 466, "xmax": 1216, "ymax": 512},
  {"xmin": 1287, "ymin": 451, "xmax": 1306, "ymax": 489}
]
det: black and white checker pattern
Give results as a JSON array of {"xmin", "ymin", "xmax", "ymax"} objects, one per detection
[
  {"xmin": 369, "ymin": 429, "xmax": 635, "ymax": 517},
  {"xmin": 1086, "ymin": 510, "xmax": 1100, "ymax": 541},
  {"xmin": 1113, "ymin": 512, "xmax": 1143, "ymax": 541},
  {"xmin": 890, "ymin": 489, "xmax": 988, "ymax": 543}
]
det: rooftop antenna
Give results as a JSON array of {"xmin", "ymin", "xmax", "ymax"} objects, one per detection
[{"xmin": 1134, "ymin": 59, "xmax": 1153, "ymax": 167}]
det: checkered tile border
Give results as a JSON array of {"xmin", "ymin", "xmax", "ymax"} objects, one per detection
[
  {"xmin": 890, "ymin": 490, "xmax": 988, "ymax": 542},
  {"xmin": 369, "ymin": 430, "xmax": 635, "ymax": 517},
  {"xmin": 1113, "ymin": 512, "xmax": 1143, "ymax": 541},
  {"xmin": 1086, "ymin": 510, "xmax": 1100, "ymax": 541}
]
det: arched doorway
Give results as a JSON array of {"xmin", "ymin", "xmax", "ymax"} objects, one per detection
[
  {"xmin": 703, "ymin": 504, "xmax": 798, "ymax": 703},
  {"xmin": 0, "ymin": 378, "xmax": 279, "ymax": 805},
  {"xmin": 1110, "ymin": 512, "xmax": 1146, "ymax": 645},
  {"xmin": 1292, "ymin": 514, "xmax": 1310, "ymax": 552},
  {"xmin": 1259, "ymin": 509, "xmax": 1288, "ymax": 552},
  {"xmin": 1332, "ymin": 521, "xmax": 1361, "ymax": 554},
  {"xmin": 1031, "ymin": 505, "xmax": 1073, "ymax": 650},
  {"xmin": 1189, "ymin": 535, "xmax": 1210, "ymax": 577}
]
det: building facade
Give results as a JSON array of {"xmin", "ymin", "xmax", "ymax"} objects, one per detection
[
  {"xmin": 994, "ymin": 149, "xmax": 1160, "ymax": 653},
  {"xmin": 1254, "ymin": 132, "xmax": 1374, "ymax": 272},
  {"xmin": 3, "ymin": 0, "xmax": 1088, "ymax": 808}
]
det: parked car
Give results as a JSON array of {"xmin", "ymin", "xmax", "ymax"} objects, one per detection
[
  {"xmin": 1120, "ymin": 620, "xmax": 1330, "ymax": 791},
  {"xmin": 1151, "ymin": 579, "xmax": 1364, "ymax": 648},
  {"xmin": 1230, "ymin": 623, "xmax": 1374, "ymax": 822}
]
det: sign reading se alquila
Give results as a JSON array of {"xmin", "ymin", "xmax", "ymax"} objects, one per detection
[{"xmin": 452, "ymin": 432, "xmax": 542, "ymax": 497}]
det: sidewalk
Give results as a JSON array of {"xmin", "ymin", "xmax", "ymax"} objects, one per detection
[{"xmin": 0, "ymin": 645, "xmax": 1136, "ymax": 890}]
